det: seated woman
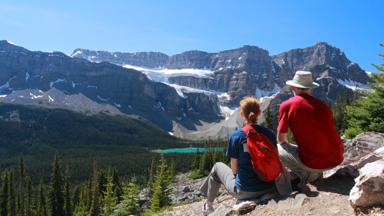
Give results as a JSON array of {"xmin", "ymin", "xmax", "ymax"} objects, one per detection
[{"xmin": 200, "ymin": 96, "xmax": 279, "ymax": 215}]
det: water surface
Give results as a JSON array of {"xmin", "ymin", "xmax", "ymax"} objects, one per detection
[{"xmin": 152, "ymin": 147, "xmax": 224, "ymax": 154}]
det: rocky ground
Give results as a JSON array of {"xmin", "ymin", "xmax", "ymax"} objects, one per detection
[
  {"xmin": 163, "ymin": 132, "xmax": 384, "ymax": 216},
  {"xmin": 165, "ymin": 174, "xmax": 383, "ymax": 216}
]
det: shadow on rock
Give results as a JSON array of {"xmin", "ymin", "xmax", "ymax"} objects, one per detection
[{"xmin": 312, "ymin": 174, "xmax": 355, "ymax": 195}]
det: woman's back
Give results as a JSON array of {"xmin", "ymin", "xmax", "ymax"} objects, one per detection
[{"xmin": 226, "ymin": 124, "xmax": 276, "ymax": 192}]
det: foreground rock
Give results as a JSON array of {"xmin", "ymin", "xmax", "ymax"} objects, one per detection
[
  {"xmin": 324, "ymin": 132, "xmax": 384, "ymax": 178},
  {"xmin": 349, "ymin": 160, "xmax": 384, "ymax": 209},
  {"xmin": 170, "ymin": 173, "xmax": 206, "ymax": 204},
  {"xmin": 165, "ymin": 175, "xmax": 357, "ymax": 216}
]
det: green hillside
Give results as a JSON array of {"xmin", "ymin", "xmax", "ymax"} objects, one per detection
[{"xmin": 0, "ymin": 103, "xmax": 191, "ymax": 182}]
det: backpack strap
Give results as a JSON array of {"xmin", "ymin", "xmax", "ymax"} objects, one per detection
[{"xmin": 242, "ymin": 124, "xmax": 257, "ymax": 137}]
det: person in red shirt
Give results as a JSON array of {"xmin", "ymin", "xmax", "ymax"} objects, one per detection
[{"xmin": 277, "ymin": 71, "xmax": 344, "ymax": 190}]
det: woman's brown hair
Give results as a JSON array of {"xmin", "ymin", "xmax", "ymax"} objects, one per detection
[{"xmin": 240, "ymin": 96, "xmax": 260, "ymax": 124}]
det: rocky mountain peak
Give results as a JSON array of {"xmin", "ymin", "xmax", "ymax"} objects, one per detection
[
  {"xmin": 0, "ymin": 40, "xmax": 28, "ymax": 52},
  {"xmin": 71, "ymin": 48, "xmax": 169, "ymax": 68},
  {"xmin": 167, "ymin": 50, "xmax": 211, "ymax": 69},
  {"xmin": 238, "ymin": 45, "xmax": 269, "ymax": 54},
  {"xmin": 272, "ymin": 42, "xmax": 369, "ymax": 84}
]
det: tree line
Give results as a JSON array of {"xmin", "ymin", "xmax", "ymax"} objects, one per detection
[{"xmin": 0, "ymin": 154, "xmax": 176, "ymax": 216}]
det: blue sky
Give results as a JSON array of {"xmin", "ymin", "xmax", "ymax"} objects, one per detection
[{"xmin": 0, "ymin": 0, "xmax": 382, "ymax": 71}]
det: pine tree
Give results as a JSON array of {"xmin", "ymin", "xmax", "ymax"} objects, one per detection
[
  {"xmin": 191, "ymin": 150, "xmax": 200, "ymax": 170},
  {"xmin": 7, "ymin": 171, "xmax": 16, "ymax": 216},
  {"xmin": 72, "ymin": 204, "xmax": 88, "ymax": 216},
  {"xmin": 1, "ymin": 171, "xmax": 9, "ymax": 216},
  {"xmin": 345, "ymin": 45, "xmax": 384, "ymax": 138},
  {"xmin": 110, "ymin": 169, "xmax": 122, "ymax": 203},
  {"xmin": 88, "ymin": 182, "xmax": 100, "ymax": 216},
  {"xmin": 97, "ymin": 171, "xmax": 106, "ymax": 200},
  {"xmin": 17, "ymin": 157, "xmax": 25, "ymax": 216},
  {"xmin": 264, "ymin": 106, "xmax": 274, "ymax": 130},
  {"xmin": 88, "ymin": 164, "xmax": 100, "ymax": 216},
  {"xmin": 199, "ymin": 151, "xmax": 213, "ymax": 175},
  {"xmin": 169, "ymin": 159, "xmax": 176, "ymax": 181},
  {"xmin": 48, "ymin": 154, "xmax": 64, "ymax": 216},
  {"xmin": 333, "ymin": 90, "xmax": 351, "ymax": 133},
  {"xmin": 146, "ymin": 159, "xmax": 155, "ymax": 195},
  {"xmin": 73, "ymin": 185, "xmax": 88, "ymax": 216},
  {"xmin": 37, "ymin": 180, "xmax": 47, "ymax": 216},
  {"xmin": 149, "ymin": 182, "xmax": 161, "ymax": 212},
  {"xmin": 63, "ymin": 168, "xmax": 72, "ymax": 216},
  {"xmin": 71, "ymin": 185, "xmax": 81, "ymax": 210},
  {"xmin": 150, "ymin": 157, "xmax": 172, "ymax": 212},
  {"xmin": 15, "ymin": 194, "xmax": 20, "ymax": 216},
  {"xmin": 85, "ymin": 177, "xmax": 93, "ymax": 210},
  {"xmin": 24, "ymin": 178, "xmax": 32, "ymax": 216},
  {"xmin": 112, "ymin": 177, "xmax": 140, "ymax": 216},
  {"xmin": 102, "ymin": 177, "xmax": 115, "ymax": 216}
]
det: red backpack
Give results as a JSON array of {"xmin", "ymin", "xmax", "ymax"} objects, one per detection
[{"xmin": 242, "ymin": 124, "xmax": 283, "ymax": 182}]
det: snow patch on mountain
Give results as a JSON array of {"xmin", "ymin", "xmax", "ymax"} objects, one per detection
[
  {"xmin": 0, "ymin": 88, "xmax": 122, "ymax": 115},
  {"xmin": 0, "ymin": 76, "xmax": 16, "ymax": 91},
  {"xmin": 123, "ymin": 64, "xmax": 214, "ymax": 82},
  {"xmin": 6, "ymin": 40, "xmax": 16, "ymax": 45},
  {"xmin": 337, "ymin": 79, "xmax": 372, "ymax": 91},
  {"xmin": 71, "ymin": 50, "xmax": 82, "ymax": 57},
  {"xmin": 113, "ymin": 102, "xmax": 121, "ymax": 108},
  {"xmin": 220, "ymin": 106, "xmax": 238, "ymax": 120},
  {"xmin": 29, "ymin": 92, "xmax": 44, "ymax": 99},
  {"xmin": 347, "ymin": 62, "xmax": 356, "ymax": 69},
  {"xmin": 167, "ymin": 84, "xmax": 214, "ymax": 98},
  {"xmin": 218, "ymin": 92, "xmax": 230, "ymax": 102},
  {"xmin": 49, "ymin": 78, "xmax": 66, "ymax": 88},
  {"xmin": 25, "ymin": 72, "xmax": 30, "ymax": 81},
  {"xmin": 255, "ymin": 84, "xmax": 281, "ymax": 99},
  {"xmin": 97, "ymin": 95, "xmax": 108, "ymax": 102}
]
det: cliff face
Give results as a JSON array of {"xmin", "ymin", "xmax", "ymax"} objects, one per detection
[
  {"xmin": 0, "ymin": 40, "xmax": 221, "ymax": 131},
  {"xmin": 73, "ymin": 42, "xmax": 369, "ymax": 106}
]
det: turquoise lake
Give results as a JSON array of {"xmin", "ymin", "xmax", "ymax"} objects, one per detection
[{"xmin": 152, "ymin": 147, "xmax": 224, "ymax": 154}]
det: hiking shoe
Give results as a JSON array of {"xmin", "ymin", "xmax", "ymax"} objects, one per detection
[
  {"xmin": 291, "ymin": 177, "xmax": 302, "ymax": 191},
  {"xmin": 202, "ymin": 203, "xmax": 214, "ymax": 216}
]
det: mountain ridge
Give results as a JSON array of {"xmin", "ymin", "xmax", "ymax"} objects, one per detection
[
  {"xmin": 0, "ymin": 40, "xmax": 222, "ymax": 132},
  {"xmin": 0, "ymin": 40, "xmax": 371, "ymax": 139}
]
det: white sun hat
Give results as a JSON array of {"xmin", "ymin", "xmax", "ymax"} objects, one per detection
[{"xmin": 285, "ymin": 71, "xmax": 320, "ymax": 88}]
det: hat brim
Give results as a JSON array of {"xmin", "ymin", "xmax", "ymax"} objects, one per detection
[{"xmin": 285, "ymin": 80, "xmax": 320, "ymax": 89}]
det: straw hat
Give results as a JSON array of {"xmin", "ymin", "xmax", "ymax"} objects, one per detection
[{"xmin": 285, "ymin": 71, "xmax": 319, "ymax": 88}]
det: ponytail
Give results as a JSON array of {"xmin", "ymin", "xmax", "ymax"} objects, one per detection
[
  {"xmin": 240, "ymin": 96, "xmax": 260, "ymax": 124},
  {"xmin": 248, "ymin": 112, "xmax": 257, "ymax": 123}
]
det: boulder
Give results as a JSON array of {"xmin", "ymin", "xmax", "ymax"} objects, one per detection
[
  {"xmin": 344, "ymin": 133, "xmax": 384, "ymax": 164},
  {"xmin": 349, "ymin": 160, "xmax": 384, "ymax": 208},
  {"xmin": 324, "ymin": 133, "xmax": 384, "ymax": 178}
]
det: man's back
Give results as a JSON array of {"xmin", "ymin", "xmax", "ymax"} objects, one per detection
[{"xmin": 278, "ymin": 94, "xmax": 344, "ymax": 169}]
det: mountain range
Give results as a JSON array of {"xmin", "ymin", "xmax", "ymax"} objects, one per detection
[{"xmin": 0, "ymin": 40, "xmax": 371, "ymax": 139}]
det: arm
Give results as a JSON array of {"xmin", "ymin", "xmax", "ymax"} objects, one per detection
[
  {"xmin": 277, "ymin": 103, "xmax": 289, "ymax": 145},
  {"xmin": 230, "ymin": 158, "xmax": 238, "ymax": 176},
  {"xmin": 277, "ymin": 132, "xmax": 289, "ymax": 145}
]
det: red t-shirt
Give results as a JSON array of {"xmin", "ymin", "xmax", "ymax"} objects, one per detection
[{"xmin": 277, "ymin": 94, "xmax": 344, "ymax": 169}]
